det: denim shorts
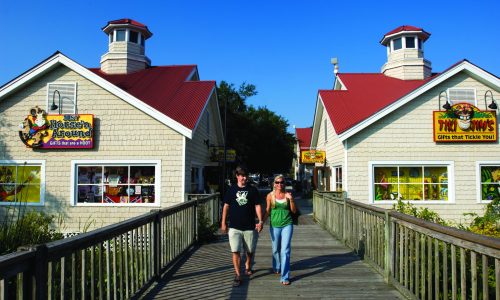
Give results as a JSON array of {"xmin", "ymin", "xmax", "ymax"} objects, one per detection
[{"xmin": 228, "ymin": 228, "xmax": 257, "ymax": 253}]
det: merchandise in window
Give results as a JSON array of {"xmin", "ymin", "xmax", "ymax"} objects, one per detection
[
  {"xmin": 0, "ymin": 164, "xmax": 42, "ymax": 204},
  {"xmin": 76, "ymin": 165, "xmax": 156, "ymax": 204},
  {"xmin": 373, "ymin": 166, "xmax": 448, "ymax": 201},
  {"xmin": 480, "ymin": 165, "xmax": 500, "ymax": 201}
]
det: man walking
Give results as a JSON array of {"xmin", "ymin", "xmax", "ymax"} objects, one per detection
[{"xmin": 220, "ymin": 165, "xmax": 263, "ymax": 287}]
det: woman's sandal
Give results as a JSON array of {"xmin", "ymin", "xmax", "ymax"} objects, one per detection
[
  {"xmin": 232, "ymin": 276, "xmax": 242, "ymax": 287},
  {"xmin": 245, "ymin": 269, "xmax": 254, "ymax": 276},
  {"xmin": 281, "ymin": 281, "xmax": 290, "ymax": 285}
]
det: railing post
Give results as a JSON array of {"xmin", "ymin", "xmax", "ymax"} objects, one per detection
[
  {"xmin": 342, "ymin": 198, "xmax": 347, "ymax": 243},
  {"xmin": 151, "ymin": 209, "xmax": 161, "ymax": 281},
  {"xmin": 194, "ymin": 200, "xmax": 199, "ymax": 243},
  {"xmin": 384, "ymin": 211, "xmax": 393, "ymax": 284},
  {"xmin": 34, "ymin": 244, "xmax": 48, "ymax": 300}
]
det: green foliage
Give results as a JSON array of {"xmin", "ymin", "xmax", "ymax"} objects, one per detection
[
  {"xmin": 197, "ymin": 206, "xmax": 218, "ymax": 244},
  {"xmin": 392, "ymin": 199, "xmax": 448, "ymax": 226},
  {"xmin": 0, "ymin": 211, "xmax": 64, "ymax": 255},
  {"xmin": 463, "ymin": 198, "xmax": 499, "ymax": 238},
  {"xmin": 217, "ymin": 81, "xmax": 295, "ymax": 174}
]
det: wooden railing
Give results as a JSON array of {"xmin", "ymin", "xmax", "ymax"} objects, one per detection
[
  {"xmin": 0, "ymin": 194, "xmax": 221, "ymax": 300},
  {"xmin": 313, "ymin": 191, "xmax": 500, "ymax": 300}
]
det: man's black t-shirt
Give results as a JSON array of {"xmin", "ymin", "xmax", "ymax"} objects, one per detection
[{"xmin": 223, "ymin": 184, "xmax": 259, "ymax": 231}]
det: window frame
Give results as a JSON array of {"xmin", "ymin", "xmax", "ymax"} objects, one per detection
[
  {"xmin": 70, "ymin": 160, "xmax": 161, "ymax": 207},
  {"xmin": 0, "ymin": 160, "xmax": 46, "ymax": 206},
  {"xmin": 369, "ymin": 161, "xmax": 455, "ymax": 204},
  {"xmin": 476, "ymin": 161, "xmax": 500, "ymax": 203}
]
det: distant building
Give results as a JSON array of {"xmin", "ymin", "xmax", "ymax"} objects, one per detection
[
  {"xmin": 311, "ymin": 25, "xmax": 499, "ymax": 222},
  {"xmin": 0, "ymin": 19, "xmax": 224, "ymax": 232},
  {"xmin": 293, "ymin": 127, "xmax": 313, "ymax": 192}
]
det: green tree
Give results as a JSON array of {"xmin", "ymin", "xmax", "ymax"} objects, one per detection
[{"xmin": 217, "ymin": 81, "xmax": 295, "ymax": 174}]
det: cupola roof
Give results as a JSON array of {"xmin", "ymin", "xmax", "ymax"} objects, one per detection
[
  {"xmin": 102, "ymin": 18, "xmax": 153, "ymax": 39},
  {"xmin": 380, "ymin": 25, "xmax": 430, "ymax": 45}
]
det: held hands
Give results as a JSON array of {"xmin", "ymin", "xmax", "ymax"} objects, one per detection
[{"xmin": 255, "ymin": 221, "xmax": 264, "ymax": 233}]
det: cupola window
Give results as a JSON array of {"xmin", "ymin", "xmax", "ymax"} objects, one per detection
[
  {"xmin": 405, "ymin": 37, "xmax": 415, "ymax": 48},
  {"xmin": 393, "ymin": 38, "xmax": 402, "ymax": 50},
  {"xmin": 129, "ymin": 31, "xmax": 139, "ymax": 43},
  {"xmin": 116, "ymin": 30, "xmax": 126, "ymax": 42}
]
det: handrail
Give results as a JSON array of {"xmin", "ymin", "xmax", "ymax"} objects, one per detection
[
  {"xmin": 313, "ymin": 191, "xmax": 500, "ymax": 300},
  {"xmin": 0, "ymin": 193, "xmax": 221, "ymax": 300}
]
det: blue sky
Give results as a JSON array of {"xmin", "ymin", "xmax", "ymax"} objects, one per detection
[{"xmin": 1, "ymin": 0, "xmax": 499, "ymax": 132}]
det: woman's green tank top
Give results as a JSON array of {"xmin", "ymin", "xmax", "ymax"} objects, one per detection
[{"xmin": 270, "ymin": 200, "xmax": 292, "ymax": 227}]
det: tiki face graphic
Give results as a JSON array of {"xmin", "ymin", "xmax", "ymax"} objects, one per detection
[{"xmin": 453, "ymin": 103, "xmax": 474, "ymax": 131}]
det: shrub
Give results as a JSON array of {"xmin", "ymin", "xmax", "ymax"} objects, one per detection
[{"xmin": 0, "ymin": 211, "xmax": 64, "ymax": 255}]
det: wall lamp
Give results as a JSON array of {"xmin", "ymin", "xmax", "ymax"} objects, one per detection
[
  {"xmin": 484, "ymin": 90, "xmax": 498, "ymax": 111},
  {"xmin": 438, "ymin": 91, "xmax": 451, "ymax": 110},
  {"xmin": 50, "ymin": 90, "xmax": 61, "ymax": 113}
]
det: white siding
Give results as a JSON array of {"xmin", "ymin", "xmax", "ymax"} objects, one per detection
[{"xmin": 345, "ymin": 72, "xmax": 499, "ymax": 222}]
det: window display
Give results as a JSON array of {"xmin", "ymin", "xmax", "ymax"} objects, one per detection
[
  {"xmin": 76, "ymin": 164, "xmax": 156, "ymax": 204},
  {"xmin": 0, "ymin": 163, "xmax": 42, "ymax": 204},
  {"xmin": 374, "ymin": 165, "xmax": 448, "ymax": 201},
  {"xmin": 480, "ymin": 165, "xmax": 500, "ymax": 201}
]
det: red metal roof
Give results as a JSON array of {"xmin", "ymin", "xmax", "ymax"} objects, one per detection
[
  {"xmin": 108, "ymin": 19, "xmax": 147, "ymax": 28},
  {"xmin": 295, "ymin": 127, "xmax": 312, "ymax": 149},
  {"xmin": 89, "ymin": 66, "xmax": 215, "ymax": 130},
  {"xmin": 102, "ymin": 19, "xmax": 153, "ymax": 38},
  {"xmin": 320, "ymin": 73, "xmax": 434, "ymax": 135},
  {"xmin": 380, "ymin": 25, "xmax": 431, "ymax": 45}
]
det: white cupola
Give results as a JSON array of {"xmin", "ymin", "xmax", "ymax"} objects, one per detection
[
  {"xmin": 380, "ymin": 25, "xmax": 432, "ymax": 80},
  {"xmin": 100, "ymin": 19, "xmax": 153, "ymax": 74}
]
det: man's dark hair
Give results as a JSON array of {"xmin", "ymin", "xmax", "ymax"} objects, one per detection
[{"xmin": 234, "ymin": 165, "xmax": 248, "ymax": 177}]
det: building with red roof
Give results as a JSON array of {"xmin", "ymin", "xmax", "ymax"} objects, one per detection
[
  {"xmin": 311, "ymin": 25, "xmax": 499, "ymax": 222},
  {"xmin": 0, "ymin": 19, "xmax": 224, "ymax": 232},
  {"xmin": 292, "ymin": 127, "xmax": 313, "ymax": 192}
]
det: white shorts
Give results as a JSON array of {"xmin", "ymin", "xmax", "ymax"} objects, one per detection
[{"xmin": 228, "ymin": 228, "xmax": 257, "ymax": 253}]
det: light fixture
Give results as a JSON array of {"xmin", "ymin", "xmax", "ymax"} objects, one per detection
[
  {"xmin": 50, "ymin": 90, "xmax": 61, "ymax": 112},
  {"xmin": 484, "ymin": 90, "xmax": 498, "ymax": 110},
  {"xmin": 438, "ymin": 91, "xmax": 451, "ymax": 110}
]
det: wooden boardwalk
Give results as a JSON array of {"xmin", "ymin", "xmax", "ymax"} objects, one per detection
[{"xmin": 142, "ymin": 198, "xmax": 403, "ymax": 300}]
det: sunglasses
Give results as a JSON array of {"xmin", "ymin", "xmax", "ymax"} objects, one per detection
[{"xmin": 275, "ymin": 181, "xmax": 285, "ymax": 184}]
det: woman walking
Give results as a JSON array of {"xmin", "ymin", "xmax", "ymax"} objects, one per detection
[{"xmin": 265, "ymin": 174, "xmax": 297, "ymax": 285}]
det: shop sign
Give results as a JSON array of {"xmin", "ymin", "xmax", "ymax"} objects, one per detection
[
  {"xmin": 433, "ymin": 103, "xmax": 497, "ymax": 142},
  {"xmin": 301, "ymin": 150, "xmax": 326, "ymax": 164},
  {"xmin": 210, "ymin": 147, "xmax": 236, "ymax": 162},
  {"xmin": 19, "ymin": 107, "xmax": 94, "ymax": 148}
]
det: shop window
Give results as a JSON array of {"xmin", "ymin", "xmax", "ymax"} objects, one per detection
[
  {"xmin": 47, "ymin": 82, "xmax": 77, "ymax": 114},
  {"xmin": 393, "ymin": 38, "xmax": 402, "ymax": 50},
  {"xmin": 129, "ymin": 31, "xmax": 139, "ymax": 43},
  {"xmin": 477, "ymin": 163, "xmax": 500, "ymax": 203},
  {"xmin": 371, "ymin": 163, "xmax": 453, "ymax": 203},
  {"xmin": 191, "ymin": 167, "xmax": 201, "ymax": 193},
  {"xmin": 448, "ymin": 88, "xmax": 476, "ymax": 106},
  {"xmin": 334, "ymin": 166, "xmax": 342, "ymax": 192},
  {"xmin": 0, "ymin": 161, "xmax": 44, "ymax": 206},
  {"xmin": 72, "ymin": 161, "xmax": 160, "ymax": 205}
]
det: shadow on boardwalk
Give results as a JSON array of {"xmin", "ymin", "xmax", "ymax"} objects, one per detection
[{"xmin": 142, "ymin": 197, "xmax": 402, "ymax": 300}]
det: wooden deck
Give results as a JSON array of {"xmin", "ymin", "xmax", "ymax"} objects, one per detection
[{"xmin": 142, "ymin": 198, "xmax": 403, "ymax": 299}]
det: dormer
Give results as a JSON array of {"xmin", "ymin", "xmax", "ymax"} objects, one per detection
[
  {"xmin": 100, "ymin": 19, "xmax": 153, "ymax": 74},
  {"xmin": 380, "ymin": 25, "xmax": 432, "ymax": 80}
]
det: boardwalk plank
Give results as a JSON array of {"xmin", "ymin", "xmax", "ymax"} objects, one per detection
[{"xmin": 143, "ymin": 198, "xmax": 403, "ymax": 300}]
